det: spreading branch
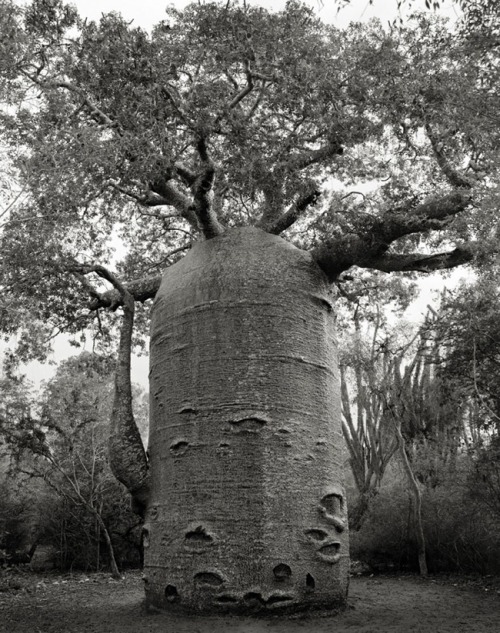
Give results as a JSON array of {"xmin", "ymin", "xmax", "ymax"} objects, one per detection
[
  {"xmin": 312, "ymin": 191, "xmax": 472, "ymax": 280},
  {"xmin": 359, "ymin": 245, "xmax": 476, "ymax": 274},
  {"xmin": 27, "ymin": 75, "xmax": 202, "ymax": 231},
  {"xmin": 226, "ymin": 59, "xmax": 254, "ymax": 110},
  {"xmin": 284, "ymin": 139, "xmax": 344, "ymax": 172},
  {"xmin": 24, "ymin": 74, "xmax": 123, "ymax": 133}
]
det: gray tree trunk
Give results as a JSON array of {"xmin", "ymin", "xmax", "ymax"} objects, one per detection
[{"xmin": 144, "ymin": 227, "xmax": 349, "ymax": 614}]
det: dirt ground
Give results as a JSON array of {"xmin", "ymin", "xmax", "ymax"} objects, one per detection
[{"xmin": 1, "ymin": 569, "xmax": 499, "ymax": 633}]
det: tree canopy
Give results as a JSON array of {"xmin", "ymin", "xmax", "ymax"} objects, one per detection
[{"xmin": 0, "ymin": 0, "xmax": 498, "ymax": 356}]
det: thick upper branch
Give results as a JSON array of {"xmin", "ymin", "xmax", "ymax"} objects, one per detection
[
  {"xmin": 312, "ymin": 191, "xmax": 471, "ymax": 280},
  {"xmin": 87, "ymin": 274, "xmax": 162, "ymax": 311},
  {"xmin": 359, "ymin": 246, "xmax": 476, "ymax": 274},
  {"xmin": 190, "ymin": 136, "xmax": 225, "ymax": 239}
]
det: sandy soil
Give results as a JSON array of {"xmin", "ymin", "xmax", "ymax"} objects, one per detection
[{"xmin": 1, "ymin": 570, "xmax": 499, "ymax": 633}]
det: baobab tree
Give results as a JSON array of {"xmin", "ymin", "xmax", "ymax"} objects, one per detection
[{"xmin": 0, "ymin": 0, "xmax": 498, "ymax": 615}]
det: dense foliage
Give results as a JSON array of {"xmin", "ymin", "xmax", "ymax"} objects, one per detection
[{"xmin": 0, "ymin": 0, "xmax": 498, "ymax": 357}]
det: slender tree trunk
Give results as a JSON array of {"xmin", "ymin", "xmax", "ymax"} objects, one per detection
[
  {"xmin": 94, "ymin": 513, "xmax": 121, "ymax": 580},
  {"xmin": 96, "ymin": 509, "xmax": 101, "ymax": 571},
  {"xmin": 349, "ymin": 489, "xmax": 376, "ymax": 532},
  {"xmin": 146, "ymin": 227, "xmax": 349, "ymax": 614},
  {"xmin": 394, "ymin": 422, "xmax": 428, "ymax": 576}
]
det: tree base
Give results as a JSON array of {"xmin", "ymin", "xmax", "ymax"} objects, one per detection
[{"xmin": 144, "ymin": 573, "xmax": 349, "ymax": 616}]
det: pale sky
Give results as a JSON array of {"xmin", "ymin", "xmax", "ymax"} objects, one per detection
[{"xmin": 70, "ymin": 0, "xmax": 460, "ymax": 29}]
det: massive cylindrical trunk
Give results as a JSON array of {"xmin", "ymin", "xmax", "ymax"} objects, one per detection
[{"xmin": 145, "ymin": 227, "xmax": 349, "ymax": 614}]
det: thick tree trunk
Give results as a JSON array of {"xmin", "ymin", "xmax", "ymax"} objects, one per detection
[{"xmin": 145, "ymin": 227, "xmax": 349, "ymax": 614}]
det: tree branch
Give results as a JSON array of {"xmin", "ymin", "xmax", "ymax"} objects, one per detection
[
  {"xmin": 258, "ymin": 139, "xmax": 343, "ymax": 229},
  {"xmin": 425, "ymin": 123, "xmax": 474, "ymax": 189},
  {"xmin": 312, "ymin": 191, "xmax": 472, "ymax": 280},
  {"xmin": 25, "ymin": 74, "xmax": 122, "ymax": 133},
  {"xmin": 283, "ymin": 138, "xmax": 344, "ymax": 172},
  {"xmin": 190, "ymin": 136, "xmax": 225, "ymax": 239},
  {"xmin": 28, "ymin": 74, "xmax": 201, "ymax": 231},
  {"xmin": 86, "ymin": 274, "xmax": 162, "ymax": 311},
  {"xmin": 227, "ymin": 59, "xmax": 254, "ymax": 110},
  {"xmin": 359, "ymin": 245, "xmax": 476, "ymax": 273},
  {"xmin": 266, "ymin": 188, "xmax": 322, "ymax": 235}
]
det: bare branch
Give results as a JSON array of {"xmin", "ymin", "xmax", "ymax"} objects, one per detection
[
  {"xmin": 265, "ymin": 189, "xmax": 322, "ymax": 235},
  {"xmin": 282, "ymin": 139, "xmax": 344, "ymax": 172},
  {"xmin": 425, "ymin": 123, "xmax": 474, "ymax": 189},
  {"xmin": 160, "ymin": 84, "xmax": 191, "ymax": 126},
  {"xmin": 110, "ymin": 180, "xmax": 198, "ymax": 228},
  {"xmin": 258, "ymin": 139, "xmax": 344, "ymax": 229},
  {"xmin": 174, "ymin": 163, "xmax": 197, "ymax": 187},
  {"xmin": 227, "ymin": 59, "xmax": 254, "ymax": 110}
]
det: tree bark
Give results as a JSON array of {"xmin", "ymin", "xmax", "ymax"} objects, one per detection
[{"xmin": 145, "ymin": 227, "xmax": 349, "ymax": 614}]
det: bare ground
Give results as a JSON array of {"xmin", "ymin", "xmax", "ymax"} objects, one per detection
[{"xmin": 1, "ymin": 569, "xmax": 499, "ymax": 633}]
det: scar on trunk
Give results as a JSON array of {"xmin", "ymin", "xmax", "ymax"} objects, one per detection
[
  {"xmin": 164, "ymin": 585, "xmax": 179, "ymax": 602},
  {"xmin": 178, "ymin": 404, "xmax": 198, "ymax": 414},
  {"xmin": 273, "ymin": 563, "xmax": 292, "ymax": 580},
  {"xmin": 229, "ymin": 417, "xmax": 268, "ymax": 432},
  {"xmin": 216, "ymin": 594, "xmax": 238, "ymax": 604},
  {"xmin": 184, "ymin": 525, "xmax": 214, "ymax": 548},
  {"xmin": 169, "ymin": 440, "xmax": 190, "ymax": 455},
  {"xmin": 317, "ymin": 542, "xmax": 341, "ymax": 564},
  {"xmin": 142, "ymin": 526, "xmax": 150, "ymax": 548},
  {"xmin": 305, "ymin": 528, "xmax": 328, "ymax": 541},
  {"xmin": 319, "ymin": 492, "xmax": 346, "ymax": 532},
  {"xmin": 194, "ymin": 572, "xmax": 224, "ymax": 587}
]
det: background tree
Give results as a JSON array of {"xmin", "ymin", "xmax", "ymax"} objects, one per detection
[
  {"xmin": 340, "ymin": 308, "xmax": 400, "ymax": 531},
  {"xmin": 1, "ymin": 353, "xmax": 147, "ymax": 576},
  {"xmin": 0, "ymin": 0, "xmax": 499, "ymax": 615},
  {"xmin": 347, "ymin": 286, "xmax": 500, "ymax": 575}
]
